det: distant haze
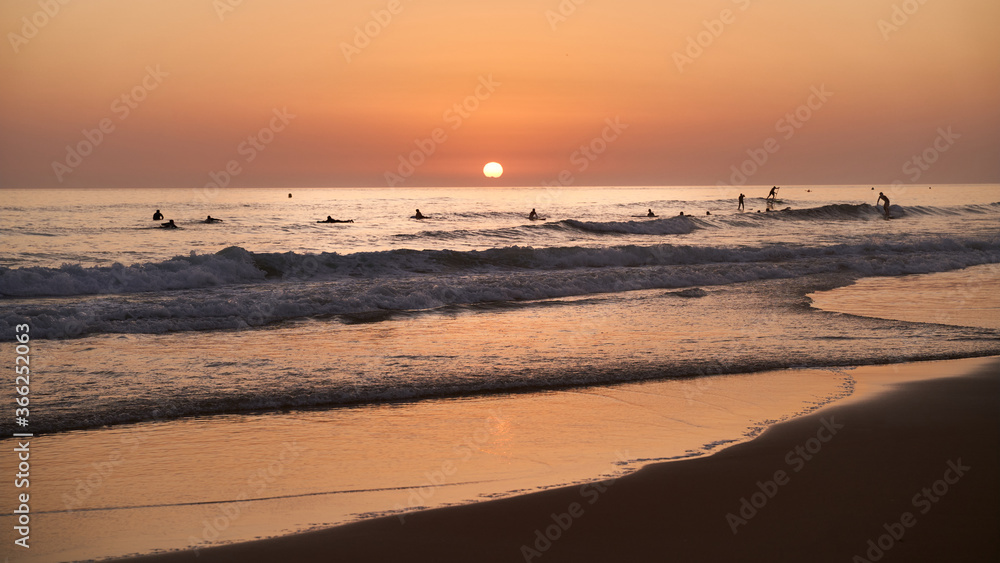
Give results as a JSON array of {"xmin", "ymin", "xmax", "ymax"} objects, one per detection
[{"xmin": 1, "ymin": 0, "xmax": 997, "ymax": 189}]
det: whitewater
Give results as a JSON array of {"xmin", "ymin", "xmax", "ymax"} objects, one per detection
[{"xmin": 1, "ymin": 185, "xmax": 998, "ymax": 436}]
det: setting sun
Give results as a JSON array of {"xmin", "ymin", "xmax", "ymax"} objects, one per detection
[{"xmin": 483, "ymin": 162, "xmax": 503, "ymax": 178}]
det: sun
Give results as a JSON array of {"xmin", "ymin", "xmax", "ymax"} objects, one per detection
[{"xmin": 483, "ymin": 161, "xmax": 503, "ymax": 178}]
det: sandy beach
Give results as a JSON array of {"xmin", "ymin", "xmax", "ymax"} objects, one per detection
[
  {"xmin": 3, "ymin": 0, "xmax": 998, "ymax": 560},
  {"xmin": 125, "ymin": 356, "xmax": 999, "ymax": 563}
]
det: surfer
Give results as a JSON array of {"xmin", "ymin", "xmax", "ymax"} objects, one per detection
[
  {"xmin": 204, "ymin": 215, "xmax": 223, "ymax": 223},
  {"xmin": 529, "ymin": 208, "xmax": 538, "ymax": 220},
  {"xmin": 647, "ymin": 209, "xmax": 657, "ymax": 217},
  {"xmin": 318, "ymin": 216, "xmax": 353, "ymax": 223},
  {"xmin": 737, "ymin": 194, "xmax": 744, "ymax": 210},
  {"xmin": 766, "ymin": 186, "xmax": 779, "ymax": 203},
  {"xmin": 153, "ymin": 210, "xmax": 163, "ymax": 220},
  {"xmin": 876, "ymin": 192, "xmax": 890, "ymax": 218},
  {"xmin": 414, "ymin": 209, "xmax": 425, "ymax": 219},
  {"xmin": 161, "ymin": 219, "xmax": 177, "ymax": 229}
]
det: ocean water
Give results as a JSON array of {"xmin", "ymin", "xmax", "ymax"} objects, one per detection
[
  {"xmin": 2, "ymin": 185, "xmax": 998, "ymax": 434},
  {"xmin": 1, "ymin": 185, "xmax": 999, "ymax": 560}
]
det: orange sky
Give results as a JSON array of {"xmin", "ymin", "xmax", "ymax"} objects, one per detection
[{"xmin": 1, "ymin": 0, "xmax": 997, "ymax": 188}]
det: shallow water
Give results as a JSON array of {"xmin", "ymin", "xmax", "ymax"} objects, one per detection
[{"xmin": 1, "ymin": 185, "xmax": 998, "ymax": 559}]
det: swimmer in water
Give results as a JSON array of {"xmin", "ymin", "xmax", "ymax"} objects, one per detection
[
  {"xmin": 161, "ymin": 219, "xmax": 177, "ymax": 229},
  {"xmin": 153, "ymin": 210, "xmax": 163, "ymax": 220},
  {"xmin": 204, "ymin": 215, "xmax": 223, "ymax": 223}
]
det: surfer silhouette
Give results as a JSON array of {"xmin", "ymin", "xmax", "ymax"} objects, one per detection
[
  {"xmin": 152, "ymin": 210, "xmax": 163, "ymax": 220},
  {"xmin": 766, "ymin": 186, "xmax": 778, "ymax": 202},
  {"xmin": 161, "ymin": 219, "xmax": 177, "ymax": 229},
  {"xmin": 204, "ymin": 215, "xmax": 223, "ymax": 223},
  {"xmin": 414, "ymin": 209, "xmax": 425, "ymax": 219},
  {"xmin": 647, "ymin": 209, "xmax": 657, "ymax": 217},
  {"xmin": 738, "ymin": 194, "xmax": 745, "ymax": 210},
  {"xmin": 318, "ymin": 216, "xmax": 353, "ymax": 223},
  {"xmin": 876, "ymin": 192, "xmax": 891, "ymax": 218},
  {"xmin": 529, "ymin": 208, "xmax": 538, "ymax": 220}
]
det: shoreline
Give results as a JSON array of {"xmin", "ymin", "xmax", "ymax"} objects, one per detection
[{"xmin": 123, "ymin": 356, "xmax": 1000, "ymax": 562}]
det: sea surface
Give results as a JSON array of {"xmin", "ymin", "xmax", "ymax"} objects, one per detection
[
  {"xmin": 1, "ymin": 185, "xmax": 999, "ymax": 560},
  {"xmin": 2, "ymin": 185, "xmax": 998, "ymax": 434}
]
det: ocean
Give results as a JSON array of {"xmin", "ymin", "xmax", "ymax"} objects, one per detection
[{"xmin": 1, "ymin": 184, "xmax": 999, "ymax": 560}]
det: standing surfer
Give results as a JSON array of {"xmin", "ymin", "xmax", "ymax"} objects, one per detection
[
  {"xmin": 876, "ymin": 192, "xmax": 890, "ymax": 218},
  {"xmin": 737, "ymin": 194, "xmax": 745, "ymax": 211}
]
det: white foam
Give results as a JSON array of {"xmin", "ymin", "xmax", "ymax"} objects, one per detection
[{"xmin": 1, "ymin": 236, "xmax": 997, "ymax": 340}]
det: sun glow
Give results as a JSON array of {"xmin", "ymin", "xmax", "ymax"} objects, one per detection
[{"xmin": 483, "ymin": 162, "xmax": 503, "ymax": 178}]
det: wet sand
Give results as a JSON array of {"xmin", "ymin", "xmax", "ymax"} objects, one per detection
[{"xmin": 126, "ymin": 356, "xmax": 999, "ymax": 562}]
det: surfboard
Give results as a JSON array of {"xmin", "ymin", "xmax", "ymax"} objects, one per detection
[{"xmin": 529, "ymin": 217, "xmax": 547, "ymax": 221}]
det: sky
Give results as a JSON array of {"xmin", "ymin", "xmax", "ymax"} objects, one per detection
[{"xmin": 1, "ymin": 0, "xmax": 998, "ymax": 189}]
